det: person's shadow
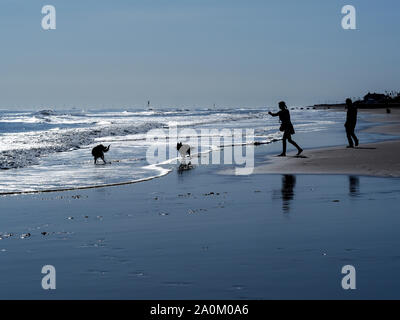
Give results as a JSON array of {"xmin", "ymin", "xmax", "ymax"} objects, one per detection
[
  {"xmin": 349, "ymin": 176, "xmax": 360, "ymax": 197},
  {"xmin": 281, "ymin": 175, "xmax": 296, "ymax": 213}
]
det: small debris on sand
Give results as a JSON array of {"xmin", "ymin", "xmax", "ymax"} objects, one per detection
[
  {"xmin": 178, "ymin": 193, "xmax": 192, "ymax": 198},
  {"xmin": 188, "ymin": 209, "xmax": 208, "ymax": 214},
  {"xmin": 0, "ymin": 233, "xmax": 13, "ymax": 239}
]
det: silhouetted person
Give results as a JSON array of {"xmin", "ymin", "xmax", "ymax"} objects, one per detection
[
  {"xmin": 349, "ymin": 176, "xmax": 360, "ymax": 197},
  {"xmin": 281, "ymin": 175, "xmax": 296, "ymax": 213},
  {"xmin": 345, "ymin": 98, "xmax": 359, "ymax": 148},
  {"xmin": 269, "ymin": 101, "xmax": 303, "ymax": 156}
]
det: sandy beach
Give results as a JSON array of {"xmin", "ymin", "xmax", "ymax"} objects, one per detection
[{"xmin": 253, "ymin": 140, "xmax": 400, "ymax": 177}]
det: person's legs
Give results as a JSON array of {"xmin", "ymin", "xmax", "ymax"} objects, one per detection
[
  {"xmin": 279, "ymin": 137, "xmax": 287, "ymax": 156},
  {"xmin": 287, "ymin": 136, "xmax": 303, "ymax": 155},
  {"xmin": 351, "ymin": 128, "xmax": 359, "ymax": 147},
  {"xmin": 346, "ymin": 126, "xmax": 354, "ymax": 147}
]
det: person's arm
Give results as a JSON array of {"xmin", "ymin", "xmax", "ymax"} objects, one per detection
[{"xmin": 269, "ymin": 111, "xmax": 279, "ymax": 117}]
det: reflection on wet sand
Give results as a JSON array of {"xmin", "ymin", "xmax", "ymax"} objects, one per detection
[
  {"xmin": 281, "ymin": 175, "xmax": 296, "ymax": 213},
  {"xmin": 349, "ymin": 176, "xmax": 360, "ymax": 197}
]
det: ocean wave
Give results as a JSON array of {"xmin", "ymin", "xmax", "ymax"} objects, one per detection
[
  {"xmin": 0, "ymin": 121, "xmax": 164, "ymax": 169},
  {"xmin": 33, "ymin": 109, "xmax": 59, "ymax": 117},
  {"xmin": 0, "ymin": 108, "xmax": 266, "ymax": 170},
  {"xmin": 0, "ymin": 108, "xmax": 336, "ymax": 171}
]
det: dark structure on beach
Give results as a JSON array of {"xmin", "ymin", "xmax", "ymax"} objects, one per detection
[
  {"xmin": 363, "ymin": 92, "xmax": 387, "ymax": 105},
  {"xmin": 314, "ymin": 91, "xmax": 400, "ymax": 110}
]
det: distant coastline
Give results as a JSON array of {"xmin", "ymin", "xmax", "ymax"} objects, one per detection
[
  {"xmin": 313, "ymin": 91, "xmax": 400, "ymax": 110},
  {"xmin": 313, "ymin": 103, "xmax": 400, "ymax": 110}
]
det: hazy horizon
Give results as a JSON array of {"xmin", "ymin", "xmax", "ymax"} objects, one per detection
[{"xmin": 1, "ymin": 0, "xmax": 399, "ymax": 109}]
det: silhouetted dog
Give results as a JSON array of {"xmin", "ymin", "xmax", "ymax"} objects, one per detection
[
  {"xmin": 177, "ymin": 142, "xmax": 191, "ymax": 158},
  {"xmin": 92, "ymin": 144, "xmax": 110, "ymax": 164}
]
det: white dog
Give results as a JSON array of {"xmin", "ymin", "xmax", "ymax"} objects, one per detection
[{"xmin": 177, "ymin": 142, "xmax": 191, "ymax": 158}]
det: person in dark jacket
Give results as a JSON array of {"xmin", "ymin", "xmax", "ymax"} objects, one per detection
[
  {"xmin": 344, "ymin": 98, "xmax": 359, "ymax": 148},
  {"xmin": 269, "ymin": 101, "xmax": 303, "ymax": 157}
]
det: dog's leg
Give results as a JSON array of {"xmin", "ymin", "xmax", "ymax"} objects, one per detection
[
  {"xmin": 101, "ymin": 156, "xmax": 106, "ymax": 164},
  {"xmin": 94, "ymin": 157, "xmax": 97, "ymax": 165}
]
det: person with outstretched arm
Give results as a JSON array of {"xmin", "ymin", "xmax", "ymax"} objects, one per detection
[
  {"xmin": 344, "ymin": 98, "xmax": 359, "ymax": 148},
  {"xmin": 269, "ymin": 101, "xmax": 303, "ymax": 157}
]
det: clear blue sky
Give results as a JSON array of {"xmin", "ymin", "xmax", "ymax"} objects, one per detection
[{"xmin": 0, "ymin": 0, "xmax": 399, "ymax": 108}]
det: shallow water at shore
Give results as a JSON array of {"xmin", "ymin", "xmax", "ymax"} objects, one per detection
[{"xmin": 0, "ymin": 107, "xmax": 348, "ymax": 193}]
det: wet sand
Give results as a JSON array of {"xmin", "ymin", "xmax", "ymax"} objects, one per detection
[
  {"xmin": 253, "ymin": 140, "xmax": 400, "ymax": 177},
  {"xmin": 2, "ymin": 164, "xmax": 400, "ymax": 299},
  {"xmin": 362, "ymin": 108, "xmax": 400, "ymax": 135}
]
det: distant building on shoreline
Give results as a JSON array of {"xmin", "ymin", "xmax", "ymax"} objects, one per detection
[
  {"xmin": 314, "ymin": 90, "xmax": 400, "ymax": 109},
  {"xmin": 363, "ymin": 92, "xmax": 387, "ymax": 104}
]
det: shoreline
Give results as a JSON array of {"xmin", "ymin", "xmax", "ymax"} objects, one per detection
[
  {"xmin": 0, "ymin": 169, "xmax": 172, "ymax": 196},
  {"xmin": 3, "ymin": 107, "xmax": 399, "ymax": 196},
  {"xmin": 0, "ymin": 109, "xmax": 400, "ymax": 196}
]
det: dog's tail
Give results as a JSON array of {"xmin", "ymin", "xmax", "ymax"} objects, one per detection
[{"xmin": 103, "ymin": 145, "xmax": 111, "ymax": 152}]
